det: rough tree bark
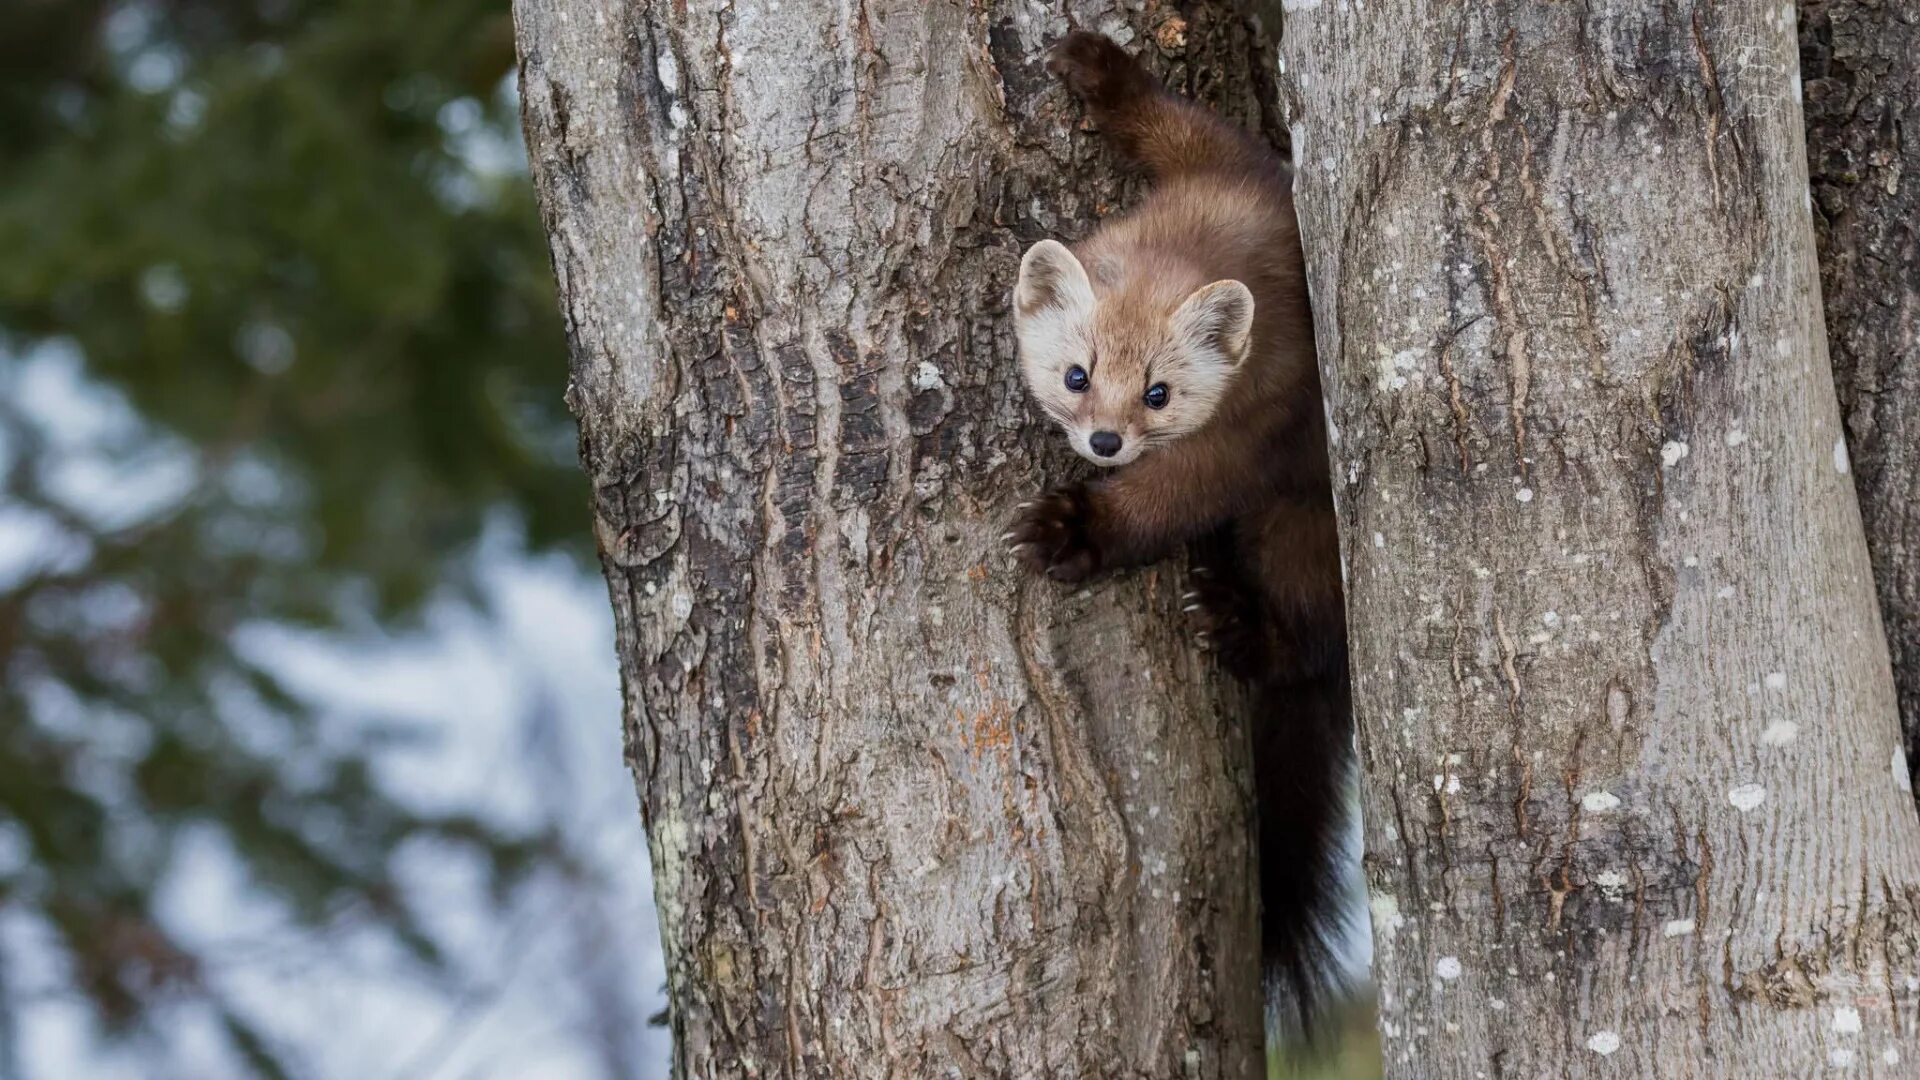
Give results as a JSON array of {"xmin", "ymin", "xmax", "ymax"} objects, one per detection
[
  {"xmin": 513, "ymin": 4, "xmax": 1289, "ymax": 1077},
  {"xmin": 1281, "ymin": 2, "xmax": 1920, "ymax": 1076},
  {"xmin": 1800, "ymin": 0, "xmax": 1920, "ymax": 798}
]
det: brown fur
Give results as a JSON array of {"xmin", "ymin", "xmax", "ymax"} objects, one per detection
[{"xmin": 1006, "ymin": 31, "xmax": 1352, "ymax": 1034}]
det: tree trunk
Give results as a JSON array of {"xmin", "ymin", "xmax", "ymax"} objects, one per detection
[
  {"xmin": 1280, "ymin": 3, "xmax": 1920, "ymax": 1076},
  {"xmin": 512, "ymin": 5, "xmax": 1285, "ymax": 1077},
  {"xmin": 1800, "ymin": 0, "xmax": 1920, "ymax": 800}
]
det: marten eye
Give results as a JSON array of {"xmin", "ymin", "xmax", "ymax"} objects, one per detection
[
  {"xmin": 1064, "ymin": 365, "xmax": 1090, "ymax": 393},
  {"xmin": 1144, "ymin": 383, "xmax": 1170, "ymax": 410}
]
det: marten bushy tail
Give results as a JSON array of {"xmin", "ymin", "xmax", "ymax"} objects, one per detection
[
  {"xmin": 1044, "ymin": 30, "xmax": 1284, "ymax": 182},
  {"xmin": 1251, "ymin": 669, "xmax": 1353, "ymax": 1032},
  {"xmin": 1185, "ymin": 529, "xmax": 1353, "ymax": 1034}
]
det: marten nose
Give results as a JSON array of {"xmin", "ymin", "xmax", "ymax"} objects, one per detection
[{"xmin": 1089, "ymin": 431, "xmax": 1123, "ymax": 458}]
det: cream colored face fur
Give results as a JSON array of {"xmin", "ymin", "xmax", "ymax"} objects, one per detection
[{"xmin": 1013, "ymin": 239, "xmax": 1253, "ymax": 467}]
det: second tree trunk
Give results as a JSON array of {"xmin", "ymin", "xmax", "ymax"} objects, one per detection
[{"xmin": 1282, "ymin": 2, "xmax": 1920, "ymax": 1076}]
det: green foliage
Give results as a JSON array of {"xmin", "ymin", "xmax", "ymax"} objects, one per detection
[{"xmin": 0, "ymin": 0, "xmax": 584, "ymax": 1070}]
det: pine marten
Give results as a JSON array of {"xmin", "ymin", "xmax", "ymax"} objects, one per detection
[{"xmin": 1004, "ymin": 31, "xmax": 1352, "ymax": 1033}]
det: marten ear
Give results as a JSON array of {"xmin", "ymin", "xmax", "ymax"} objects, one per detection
[
  {"xmin": 1015, "ymin": 240, "xmax": 1095, "ymax": 322},
  {"xmin": 1171, "ymin": 280, "xmax": 1255, "ymax": 365}
]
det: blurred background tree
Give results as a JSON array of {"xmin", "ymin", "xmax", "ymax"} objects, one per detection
[{"xmin": 0, "ymin": 2, "xmax": 666, "ymax": 1076}]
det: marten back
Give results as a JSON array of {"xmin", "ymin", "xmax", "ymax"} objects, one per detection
[{"xmin": 1045, "ymin": 32, "xmax": 1286, "ymax": 183}]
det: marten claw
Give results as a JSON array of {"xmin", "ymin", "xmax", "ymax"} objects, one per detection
[
  {"xmin": 1184, "ymin": 561, "xmax": 1270, "ymax": 675},
  {"xmin": 1007, "ymin": 485, "xmax": 1100, "ymax": 583}
]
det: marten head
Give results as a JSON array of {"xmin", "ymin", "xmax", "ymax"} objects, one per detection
[{"xmin": 1013, "ymin": 239, "xmax": 1253, "ymax": 467}]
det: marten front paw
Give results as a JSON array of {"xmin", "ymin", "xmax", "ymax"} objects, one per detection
[
  {"xmin": 1045, "ymin": 31, "xmax": 1151, "ymax": 112},
  {"xmin": 1005, "ymin": 485, "xmax": 1101, "ymax": 584}
]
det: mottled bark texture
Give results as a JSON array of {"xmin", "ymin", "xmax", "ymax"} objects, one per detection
[
  {"xmin": 513, "ymin": 4, "xmax": 1287, "ymax": 1077},
  {"xmin": 1801, "ymin": 1, "xmax": 1920, "ymax": 799},
  {"xmin": 1281, "ymin": 2, "xmax": 1920, "ymax": 1077}
]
